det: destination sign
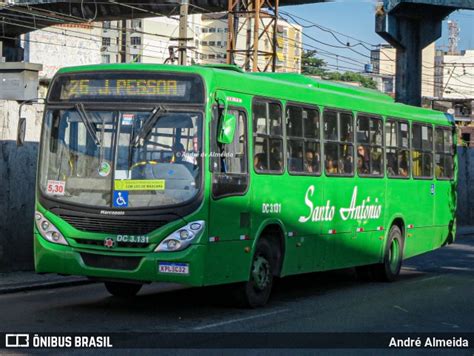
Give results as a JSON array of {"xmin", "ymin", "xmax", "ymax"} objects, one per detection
[
  {"xmin": 48, "ymin": 72, "xmax": 204, "ymax": 103},
  {"xmin": 63, "ymin": 79, "xmax": 182, "ymax": 98}
]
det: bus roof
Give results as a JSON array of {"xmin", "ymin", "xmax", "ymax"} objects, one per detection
[{"xmin": 56, "ymin": 63, "xmax": 452, "ymax": 127}]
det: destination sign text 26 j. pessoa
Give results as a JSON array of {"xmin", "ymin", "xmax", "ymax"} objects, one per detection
[{"xmin": 48, "ymin": 72, "xmax": 204, "ymax": 103}]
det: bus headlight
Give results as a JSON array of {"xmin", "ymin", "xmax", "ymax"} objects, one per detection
[
  {"xmin": 155, "ymin": 221, "xmax": 205, "ymax": 252},
  {"xmin": 35, "ymin": 211, "xmax": 68, "ymax": 246}
]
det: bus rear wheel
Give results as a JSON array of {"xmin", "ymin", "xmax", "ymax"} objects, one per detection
[
  {"xmin": 373, "ymin": 225, "xmax": 404, "ymax": 282},
  {"xmin": 104, "ymin": 281, "xmax": 142, "ymax": 297},
  {"xmin": 233, "ymin": 239, "xmax": 274, "ymax": 308}
]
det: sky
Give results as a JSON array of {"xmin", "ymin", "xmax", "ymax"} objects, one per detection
[{"xmin": 283, "ymin": 0, "xmax": 474, "ymax": 70}]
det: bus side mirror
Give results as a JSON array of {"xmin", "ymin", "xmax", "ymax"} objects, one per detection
[
  {"xmin": 217, "ymin": 113, "xmax": 236, "ymax": 144},
  {"xmin": 16, "ymin": 117, "xmax": 26, "ymax": 146}
]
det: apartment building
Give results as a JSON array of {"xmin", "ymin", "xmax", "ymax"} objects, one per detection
[
  {"xmin": 435, "ymin": 49, "xmax": 474, "ymax": 100},
  {"xmin": 370, "ymin": 43, "xmax": 436, "ymax": 98},
  {"xmin": 99, "ymin": 13, "xmax": 302, "ymax": 73},
  {"xmin": 199, "ymin": 12, "xmax": 302, "ymax": 72}
]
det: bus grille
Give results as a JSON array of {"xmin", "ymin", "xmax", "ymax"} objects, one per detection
[
  {"xmin": 58, "ymin": 214, "xmax": 167, "ymax": 235},
  {"xmin": 80, "ymin": 253, "xmax": 142, "ymax": 271},
  {"xmin": 74, "ymin": 238, "xmax": 150, "ymax": 249}
]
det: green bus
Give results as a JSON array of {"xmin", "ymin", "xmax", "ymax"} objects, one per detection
[{"xmin": 35, "ymin": 64, "xmax": 456, "ymax": 307}]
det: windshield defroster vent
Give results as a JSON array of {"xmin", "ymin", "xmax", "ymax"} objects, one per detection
[{"xmin": 58, "ymin": 214, "xmax": 168, "ymax": 235}]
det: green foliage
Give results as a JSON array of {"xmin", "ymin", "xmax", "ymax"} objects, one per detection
[
  {"xmin": 324, "ymin": 71, "xmax": 377, "ymax": 90},
  {"xmin": 301, "ymin": 50, "xmax": 327, "ymax": 76},
  {"xmin": 301, "ymin": 50, "xmax": 377, "ymax": 90}
]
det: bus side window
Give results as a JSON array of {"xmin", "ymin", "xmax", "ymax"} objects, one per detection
[
  {"xmin": 386, "ymin": 119, "xmax": 410, "ymax": 178},
  {"xmin": 253, "ymin": 99, "xmax": 283, "ymax": 174},
  {"xmin": 435, "ymin": 127, "xmax": 454, "ymax": 179},
  {"xmin": 412, "ymin": 123, "xmax": 433, "ymax": 178},
  {"xmin": 356, "ymin": 115, "xmax": 383, "ymax": 177},
  {"xmin": 212, "ymin": 108, "xmax": 249, "ymax": 198},
  {"xmin": 287, "ymin": 104, "xmax": 320, "ymax": 175},
  {"xmin": 323, "ymin": 110, "xmax": 354, "ymax": 176}
]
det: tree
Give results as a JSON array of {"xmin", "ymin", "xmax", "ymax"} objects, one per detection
[
  {"xmin": 301, "ymin": 50, "xmax": 327, "ymax": 76},
  {"xmin": 325, "ymin": 71, "xmax": 377, "ymax": 90},
  {"xmin": 301, "ymin": 50, "xmax": 377, "ymax": 90}
]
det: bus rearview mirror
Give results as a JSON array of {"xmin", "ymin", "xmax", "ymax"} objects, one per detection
[
  {"xmin": 217, "ymin": 113, "xmax": 236, "ymax": 145},
  {"xmin": 16, "ymin": 117, "xmax": 26, "ymax": 146}
]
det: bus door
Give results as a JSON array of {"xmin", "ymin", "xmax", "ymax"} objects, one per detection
[{"xmin": 206, "ymin": 92, "xmax": 251, "ymax": 284}]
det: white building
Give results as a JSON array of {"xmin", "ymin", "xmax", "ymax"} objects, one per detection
[
  {"xmin": 199, "ymin": 12, "xmax": 302, "ymax": 73},
  {"xmin": 24, "ymin": 23, "xmax": 102, "ymax": 79},
  {"xmin": 100, "ymin": 14, "xmax": 302, "ymax": 72},
  {"xmin": 101, "ymin": 17, "xmax": 201, "ymax": 65},
  {"xmin": 370, "ymin": 43, "xmax": 436, "ymax": 98},
  {"xmin": 435, "ymin": 49, "xmax": 474, "ymax": 100}
]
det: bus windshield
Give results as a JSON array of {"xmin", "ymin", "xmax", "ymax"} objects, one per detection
[{"xmin": 39, "ymin": 108, "xmax": 203, "ymax": 208}]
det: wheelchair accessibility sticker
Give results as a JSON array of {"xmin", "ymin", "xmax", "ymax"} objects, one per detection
[{"xmin": 113, "ymin": 191, "xmax": 129, "ymax": 208}]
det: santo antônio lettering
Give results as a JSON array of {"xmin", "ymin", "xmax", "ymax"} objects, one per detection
[{"xmin": 298, "ymin": 185, "xmax": 382, "ymax": 223}]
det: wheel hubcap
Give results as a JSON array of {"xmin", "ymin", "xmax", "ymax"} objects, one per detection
[
  {"xmin": 252, "ymin": 256, "xmax": 271, "ymax": 290},
  {"xmin": 388, "ymin": 238, "xmax": 400, "ymax": 273}
]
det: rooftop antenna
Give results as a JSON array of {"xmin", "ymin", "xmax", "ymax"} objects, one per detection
[{"xmin": 447, "ymin": 20, "xmax": 460, "ymax": 55}]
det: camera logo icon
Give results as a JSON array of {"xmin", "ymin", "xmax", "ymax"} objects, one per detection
[{"xmin": 5, "ymin": 334, "xmax": 29, "ymax": 348}]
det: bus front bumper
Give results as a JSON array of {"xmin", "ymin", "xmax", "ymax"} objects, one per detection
[{"xmin": 34, "ymin": 233, "xmax": 207, "ymax": 286}]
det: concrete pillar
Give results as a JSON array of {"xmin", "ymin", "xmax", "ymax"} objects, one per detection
[
  {"xmin": 376, "ymin": 7, "xmax": 449, "ymax": 106},
  {"xmin": 0, "ymin": 100, "xmax": 44, "ymax": 271}
]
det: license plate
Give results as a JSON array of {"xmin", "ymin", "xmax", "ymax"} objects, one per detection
[{"xmin": 158, "ymin": 262, "xmax": 189, "ymax": 275}]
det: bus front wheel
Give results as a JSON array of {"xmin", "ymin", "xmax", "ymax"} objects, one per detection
[
  {"xmin": 373, "ymin": 225, "xmax": 404, "ymax": 282},
  {"xmin": 233, "ymin": 239, "xmax": 274, "ymax": 308},
  {"xmin": 104, "ymin": 281, "xmax": 142, "ymax": 297}
]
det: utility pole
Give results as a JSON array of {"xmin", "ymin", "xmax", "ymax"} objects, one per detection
[
  {"xmin": 227, "ymin": 0, "xmax": 279, "ymax": 72},
  {"xmin": 178, "ymin": 0, "xmax": 189, "ymax": 65},
  {"xmin": 120, "ymin": 19, "xmax": 127, "ymax": 63},
  {"xmin": 271, "ymin": 0, "xmax": 279, "ymax": 72},
  {"xmin": 245, "ymin": 6, "xmax": 252, "ymax": 71}
]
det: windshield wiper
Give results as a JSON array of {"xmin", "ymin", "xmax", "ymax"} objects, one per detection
[
  {"xmin": 131, "ymin": 105, "xmax": 166, "ymax": 147},
  {"xmin": 75, "ymin": 103, "xmax": 101, "ymax": 147}
]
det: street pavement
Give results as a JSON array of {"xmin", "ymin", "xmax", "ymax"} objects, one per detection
[{"xmin": 1, "ymin": 233, "xmax": 473, "ymax": 335}]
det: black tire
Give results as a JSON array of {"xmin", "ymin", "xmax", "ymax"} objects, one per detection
[
  {"xmin": 104, "ymin": 281, "xmax": 142, "ymax": 297},
  {"xmin": 372, "ymin": 225, "xmax": 404, "ymax": 282},
  {"xmin": 232, "ymin": 239, "xmax": 274, "ymax": 308}
]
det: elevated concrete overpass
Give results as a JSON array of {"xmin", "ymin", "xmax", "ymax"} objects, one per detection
[
  {"xmin": 0, "ymin": 0, "xmax": 330, "ymax": 61},
  {"xmin": 0, "ymin": 0, "xmax": 327, "ymax": 38},
  {"xmin": 377, "ymin": 0, "xmax": 474, "ymax": 105}
]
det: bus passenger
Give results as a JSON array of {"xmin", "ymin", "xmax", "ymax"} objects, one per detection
[
  {"xmin": 371, "ymin": 150, "xmax": 382, "ymax": 174},
  {"xmin": 254, "ymin": 153, "xmax": 267, "ymax": 171},
  {"xmin": 343, "ymin": 154, "xmax": 353, "ymax": 174},
  {"xmin": 357, "ymin": 145, "xmax": 369, "ymax": 174},
  {"xmin": 398, "ymin": 152, "xmax": 409, "ymax": 177},
  {"xmin": 172, "ymin": 142, "xmax": 194, "ymax": 173},
  {"xmin": 304, "ymin": 150, "xmax": 319, "ymax": 173},
  {"xmin": 270, "ymin": 146, "xmax": 282, "ymax": 171},
  {"xmin": 326, "ymin": 156, "xmax": 338, "ymax": 174}
]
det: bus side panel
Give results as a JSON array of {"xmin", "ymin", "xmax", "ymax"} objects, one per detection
[
  {"xmin": 350, "ymin": 176, "xmax": 386, "ymax": 267},
  {"xmin": 322, "ymin": 177, "xmax": 384, "ymax": 270},
  {"xmin": 279, "ymin": 176, "xmax": 327, "ymax": 276},
  {"xmin": 386, "ymin": 179, "xmax": 411, "ymax": 257},
  {"xmin": 433, "ymin": 180, "xmax": 456, "ymax": 246},
  {"xmin": 404, "ymin": 179, "xmax": 436, "ymax": 258},
  {"xmin": 203, "ymin": 240, "xmax": 253, "ymax": 286}
]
